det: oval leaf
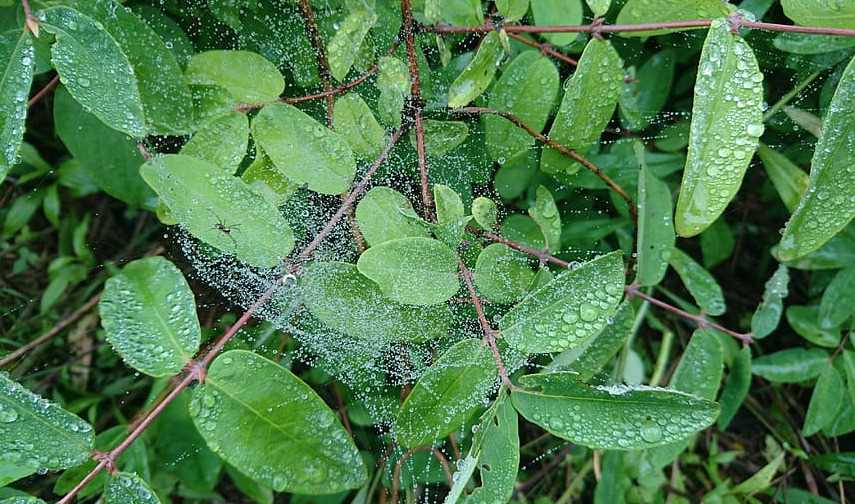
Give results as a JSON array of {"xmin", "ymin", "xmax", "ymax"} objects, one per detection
[
  {"xmin": 104, "ymin": 472, "xmax": 161, "ymax": 504},
  {"xmin": 636, "ymin": 145, "xmax": 674, "ymax": 287},
  {"xmin": 327, "ymin": 8, "xmax": 377, "ymax": 81},
  {"xmin": 675, "ymin": 19, "xmax": 764, "ymax": 237},
  {"xmin": 447, "ymin": 31, "xmax": 504, "ymax": 108},
  {"xmin": 180, "ymin": 111, "xmax": 249, "ymax": 173},
  {"xmin": 751, "ymin": 264, "xmax": 790, "ymax": 339},
  {"xmin": 803, "ymin": 366, "xmax": 844, "ymax": 436},
  {"xmin": 819, "ymin": 265, "xmax": 855, "ymax": 329},
  {"xmin": 528, "ymin": 186, "xmax": 561, "ymax": 253},
  {"xmin": 668, "ymin": 248, "xmax": 726, "ymax": 316},
  {"xmin": 186, "ymin": 50, "xmax": 284, "ymax": 104},
  {"xmin": 355, "ymin": 187, "xmax": 430, "ymax": 247},
  {"xmin": 752, "ymin": 348, "xmax": 828, "ymax": 383},
  {"xmin": 0, "ymin": 30, "xmax": 34, "ymax": 182},
  {"xmin": 757, "ymin": 143, "xmax": 810, "ymax": 213},
  {"xmin": 781, "ymin": 0, "xmax": 855, "ymax": 29},
  {"xmin": 333, "ymin": 93, "xmax": 386, "ymax": 160},
  {"xmin": 190, "ymin": 350, "xmax": 367, "ymax": 493},
  {"xmin": 531, "ymin": 0, "xmax": 582, "ymax": 46},
  {"xmin": 498, "ymin": 251, "xmax": 625, "ymax": 354},
  {"xmin": 615, "ymin": 0, "xmax": 730, "ymax": 36},
  {"xmin": 100, "ymin": 256, "xmax": 201, "ymax": 377},
  {"xmin": 474, "ymin": 243, "xmax": 535, "ymax": 304}
]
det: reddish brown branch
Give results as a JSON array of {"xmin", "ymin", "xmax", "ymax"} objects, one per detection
[
  {"xmin": 390, "ymin": 447, "xmax": 454, "ymax": 502},
  {"xmin": 296, "ymin": 0, "xmax": 335, "ymax": 125},
  {"xmin": 458, "ymin": 261, "xmax": 514, "ymax": 388},
  {"xmin": 454, "ymin": 107, "xmax": 638, "ymax": 222},
  {"xmin": 477, "ymin": 229, "xmax": 570, "ymax": 269},
  {"xmin": 27, "ymin": 74, "xmax": 59, "ymax": 108},
  {"xmin": 507, "ymin": 33, "xmax": 577, "ymax": 67},
  {"xmin": 21, "ymin": 0, "xmax": 39, "ymax": 37}
]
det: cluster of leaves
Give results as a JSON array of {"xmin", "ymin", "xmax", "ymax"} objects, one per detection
[{"xmin": 1, "ymin": 0, "xmax": 855, "ymax": 503}]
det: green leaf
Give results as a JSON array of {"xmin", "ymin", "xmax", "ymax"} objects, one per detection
[
  {"xmin": 395, "ymin": 339, "xmax": 497, "ymax": 448},
  {"xmin": 731, "ymin": 452, "xmax": 785, "ymax": 495},
  {"xmin": 615, "ymin": 0, "xmax": 730, "ymax": 36},
  {"xmin": 619, "ymin": 50, "xmax": 675, "ymax": 131},
  {"xmin": 420, "ymin": 0, "xmax": 484, "ymax": 26},
  {"xmin": 511, "ymin": 372, "xmax": 719, "ymax": 449},
  {"xmin": 675, "ymin": 19, "xmax": 764, "ymax": 237},
  {"xmin": 447, "ymin": 31, "xmax": 504, "ymax": 108},
  {"xmin": 751, "ymin": 264, "xmax": 789, "ymax": 339},
  {"xmin": 433, "ymin": 183, "xmax": 469, "ymax": 246},
  {"xmin": 471, "ymin": 196, "xmax": 497, "ymax": 230},
  {"xmin": 191, "ymin": 350, "xmax": 366, "ymax": 493},
  {"xmin": 0, "ymin": 373, "xmax": 94, "ymax": 470},
  {"xmin": 820, "ymin": 266, "xmax": 855, "ymax": 330},
  {"xmin": 460, "ymin": 394, "xmax": 519, "ymax": 504},
  {"xmin": 757, "ymin": 144, "xmax": 810, "ymax": 213},
  {"xmin": 777, "ymin": 56, "xmax": 855, "ymax": 260},
  {"xmin": 376, "ymin": 56, "xmax": 409, "ymax": 127},
  {"xmin": 180, "ymin": 111, "xmax": 249, "ymax": 173},
  {"xmin": 528, "ymin": 185, "xmax": 562, "ymax": 253},
  {"xmin": 781, "ymin": 0, "xmax": 855, "ymax": 29},
  {"xmin": 226, "ymin": 464, "xmax": 273, "ymax": 504},
  {"xmin": 357, "ymin": 237, "xmax": 460, "ymax": 305},
  {"xmin": 301, "ymin": 261, "xmax": 450, "ymax": 343},
  {"xmin": 786, "ymin": 305, "xmax": 841, "ymax": 348},
  {"xmin": 186, "ymin": 50, "xmax": 284, "ymax": 104},
  {"xmin": 140, "ymin": 154, "xmax": 295, "ymax": 268},
  {"xmin": 74, "ymin": 0, "xmax": 193, "ymax": 135},
  {"xmin": 594, "ymin": 451, "xmax": 630, "ymax": 504},
  {"xmin": 843, "ymin": 350, "xmax": 855, "ymax": 410},
  {"xmin": 484, "ymin": 51, "xmax": 559, "ymax": 163},
  {"xmin": 327, "ymin": 8, "xmax": 377, "ymax": 81},
  {"xmin": 474, "ymin": 243, "xmax": 534, "ymax": 304},
  {"xmin": 0, "ymin": 461, "xmax": 36, "ymax": 487},
  {"xmin": 412, "ymin": 120, "xmax": 469, "ymax": 157},
  {"xmin": 496, "ymin": 0, "xmax": 529, "ymax": 21},
  {"xmin": 636, "ymin": 145, "xmax": 675, "ymax": 287},
  {"xmin": 586, "ymin": 0, "xmax": 611, "ymax": 17},
  {"xmin": 241, "ymin": 149, "xmax": 298, "ymax": 206},
  {"xmin": 53, "ymin": 86, "xmax": 153, "ymax": 207},
  {"xmin": 0, "ymin": 498, "xmax": 45, "ymax": 504},
  {"xmin": 333, "ymin": 93, "xmax": 386, "ymax": 160},
  {"xmin": 104, "ymin": 472, "xmax": 161, "ymax": 504},
  {"xmin": 752, "ymin": 348, "xmax": 828, "ymax": 383},
  {"xmin": 498, "ymin": 251, "xmax": 625, "ymax": 354},
  {"xmin": 541, "ymin": 39, "xmax": 623, "ymax": 176},
  {"xmin": 531, "ymin": 0, "xmax": 582, "ymax": 46},
  {"xmin": 100, "ymin": 256, "xmax": 201, "ymax": 377},
  {"xmin": 40, "ymin": 6, "xmax": 146, "ymax": 137},
  {"xmin": 810, "ymin": 452, "xmax": 855, "ymax": 477},
  {"xmin": 252, "ymin": 103, "xmax": 356, "ymax": 195},
  {"xmin": 773, "ymin": 32, "xmax": 855, "ymax": 55},
  {"xmin": 0, "ymin": 29, "xmax": 34, "ymax": 182},
  {"xmin": 803, "ymin": 366, "xmax": 844, "ymax": 436},
  {"xmin": 668, "ymin": 248, "xmax": 726, "ymax": 316},
  {"xmin": 718, "ymin": 346, "xmax": 752, "ymax": 429},
  {"xmin": 355, "ymin": 187, "xmax": 430, "ymax": 246},
  {"xmin": 700, "ymin": 217, "xmax": 735, "ymax": 269}
]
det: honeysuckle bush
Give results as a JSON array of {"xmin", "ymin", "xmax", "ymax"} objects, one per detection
[{"xmin": 1, "ymin": 0, "xmax": 854, "ymax": 502}]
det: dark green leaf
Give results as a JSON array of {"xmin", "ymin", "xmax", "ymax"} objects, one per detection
[
  {"xmin": 528, "ymin": 185, "xmax": 561, "ymax": 253},
  {"xmin": 620, "ymin": 50, "xmax": 675, "ymax": 131},
  {"xmin": 718, "ymin": 346, "xmax": 752, "ymax": 429},
  {"xmin": 786, "ymin": 305, "xmax": 841, "ymax": 348},
  {"xmin": 104, "ymin": 472, "xmax": 161, "ymax": 504},
  {"xmin": 636, "ymin": 144, "xmax": 674, "ymax": 287},
  {"xmin": 819, "ymin": 266, "xmax": 855, "ymax": 329},
  {"xmin": 0, "ymin": 29, "xmax": 34, "ymax": 182},
  {"xmin": 757, "ymin": 144, "xmax": 810, "ymax": 213},
  {"xmin": 751, "ymin": 264, "xmax": 789, "ymax": 339},
  {"xmin": 699, "ymin": 217, "xmax": 735, "ymax": 269},
  {"xmin": 460, "ymin": 394, "xmax": 519, "ymax": 504},
  {"xmin": 803, "ymin": 366, "xmax": 844, "ymax": 436}
]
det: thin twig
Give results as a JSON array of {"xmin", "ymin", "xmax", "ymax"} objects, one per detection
[
  {"xmin": 27, "ymin": 74, "xmax": 59, "ymax": 108},
  {"xmin": 21, "ymin": 0, "xmax": 39, "ymax": 37},
  {"xmin": 454, "ymin": 107, "xmax": 638, "ymax": 222},
  {"xmin": 507, "ymin": 33, "xmax": 577, "ymax": 67},
  {"xmin": 390, "ymin": 447, "xmax": 454, "ymax": 503},
  {"xmin": 296, "ymin": 0, "xmax": 335, "ymax": 125},
  {"xmin": 477, "ymin": 229, "xmax": 570, "ymax": 268},
  {"xmin": 0, "ymin": 293, "xmax": 100, "ymax": 368}
]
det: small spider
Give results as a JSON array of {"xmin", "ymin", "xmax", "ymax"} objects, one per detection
[{"xmin": 209, "ymin": 211, "xmax": 241, "ymax": 250}]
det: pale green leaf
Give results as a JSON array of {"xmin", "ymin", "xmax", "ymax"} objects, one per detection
[
  {"xmin": 327, "ymin": 8, "xmax": 377, "ymax": 81},
  {"xmin": 333, "ymin": 93, "xmax": 386, "ymax": 160},
  {"xmin": 586, "ymin": 0, "xmax": 611, "ymax": 17},
  {"xmin": 512, "ymin": 372, "xmax": 720, "ymax": 449},
  {"xmin": 732, "ymin": 452, "xmax": 786, "ymax": 495},
  {"xmin": 412, "ymin": 120, "xmax": 469, "ymax": 157},
  {"xmin": 433, "ymin": 184, "xmax": 469, "ymax": 246},
  {"xmin": 186, "ymin": 50, "xmax": 284, "ymax": 103},
  {"xmin": 531, "ymin": 0, "xmax": 582, "ymax": 46},
  {"xmin": 615, "ymin": 0, "xmax": 730, "ymax": 36},
  {"xmin": 496, "ymin": 0, "xmax": 529, "ymax": 21},
  {"xmin": 636, "ymin": 144, "xmax": 674, "ymax": 287},
  {"xmin": 0, "ymin": 498, "xmax": 45, "ymax": 504},
  {"xmin": 104, "ymin": 472, "xmax": 161, "ymax": 504},
  {"xmin": 376, "ymin": 56, "xmax": 409, "ymax": 127},
  {"xmin": 675, "ymin": 19, "xmax": 764, "ymax": 237},
  {"xmin": 669, "ymin": 248, "xmax": 726, "ymax": 316},
  {"xmin": 41, "ymin": 6, "xmax": 146, "ymax": 137},
  {"xmin": 357, "ymin": 237, "xmax": 460, "ymax": 305},
  {"xmin": 819, "ymin": 259, "xmax": 855, "ymax": 329},
  {"xmin": 447, "ymin": 31, "xmax": 504, "ymax": 108},
  {"xmin": 241, "ymin": 149, "xmax": 298, "ymax": 206},
  {"xmin": 0, "ymin": 29, "xmax": 34, "ymax": 182},
  {"xmin": 541, "ymin": 39, "xmax": 623, "ymax": 176},
  {"xmin": 252, "ymin": 103, "xmax": 356, "ymax": 195},
  {"xmin": 0, "ymin": 373, "xmax": 94, "ymax": 470},
  {"xmin": 803, "ymin": 366, "xmax": 844, "ymax": 436},
  {"xmin": 777, "ymin": 55, "xmax": 855, "ymax": 260},
  {"xmin": 781, "ymin": 0, "xmax": 855, "ymax": 29},
  {"xmin": 355, "ymin": 187, "xmax": 430, "ymax": 247},
  {"xmin": 757, "ymin": 143, "xmax": 810, "ymax": 213},
  {"xmin": 751, "ymin": 264, "xmax": 789, "ymax": 339},
  {"xmin": 786, "ymin": 305, "xmax": 841, "ymax": 348},
  {"xmin": 471, "ymin": 196, "xmax": 497, "ymax": 230},
  {"xmin": 395, "ymin": 339, "xmax": 497, "ymax": 448},
  {"xmin": 180, "ymin": 111, "xmax": 249, "ymax": 173},
  {"xmin": 752, "ymin": 348, "xmax": 828, "ymax": 383},
  {"xmin": 528, "ymin": 185, "xmax": 561, "ymax": 253},
  {"xmin": 460, "ymin": 395, "xmax": 519, "ymax": 504},
  {"xmin": 301, "ymin": 261, "xmax": 451, "ymax": 343},
  {"xmin": 774, "ymin": 32, "xmax": 855, "ymax": 55},
  {"xmin": 498, "ymin": 251, "xmax": 625, "ymax": 354},
  {"xmin": 191, "ymin": 350, "xmax": 367, "ymax": 493},
  {"xmin": 100, "ymin": 256, "xmax": 201, "ymax": 377},
  {"xmin": 140, "ymin": 154, "xmax": 295, "ymax": 268},
  {"xmin": 474, "ymin": 243, "xmax": 534, "ymax": 304}
]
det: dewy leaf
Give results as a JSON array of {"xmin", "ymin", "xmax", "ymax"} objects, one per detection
[
  {"xmin": 803, "ymin": 366, "xmax": 844, "ymax": 436},
  {"xmin": 668, "ymin": 248, "xmax": 726, "ymax": 316},
  {"xmin": 717, "ymin": 346, "xmax": 752, "ymax": 429},
  {"xmin": 40, "ymin": 6, "xmax": 146, "ymax": 137},
  {"xmin": 757, "ymin": 144, "xmax": 810, "ymax": 213},
  {"xmin": 474, "ymin": 243, "xmax": 534, "ymax": 304},
  {"xmin": 242, "ymin": 149, "xmax": 298, "ymax": 207},
  {"xmin": 528, "ymin": 186, "xmax": 561, "ymax": 253},
  {"xmin": 586, "ymin": 0, "xmax": 611, "ymax": 17},
  {"xmin": 531, "ymin": 0, "xmax": 582, "ymax": 46},
  {"xmin": 460, "ymin": 395, "xmax": 519, "ymax": 504},
  {"xmin": 355, "ymin": 187, "xmax": 430, "ymax": 246},
  {"xmin": 484, "ymin": 51, "xmax": 559, "ymax": 163},
  {"xmin": 675, "ymin": 19, "xmax": 764, "ymax": 237},
  {"xmin": 752, "ymin": 347, "xmax": 828, "ymax": 383},
  {"xmin": 447, "ymin": 31, "xmax": 504, "ymax": 108},
  {"xmin": 0, "ymin": 29, "xmax": 34, "ymax": 182},
  {"xmin": 104, "ymin": 472, "xmax": 161, "ymax": 504},
  {"xmin": 333, "ymin": 93, "xmax": 386, "ymax": 160},
  {"xmin": 499, "ymin": 251, "xmax": 624, "ymax": 354},
  {"xmin": 252, "ymin": 103, "xmax": 356, "ymax": 195},
  {"xmin": 300, "ymin": 261, "xmax": 451, "ymax": 343},
  {"xmin": 412, "ymin": 120, "xmax": 469, "ymax": 157},
  {"xmin": 511, "ymin": 373, "xmax": 719, "ymax": 450},
  {"xmin": 140, "ymin": 154, "xmax": 295, "ymax": 268},
  {"xmin": 636, "ymin": 144, "xmax": 675, "ymax": 287},
  {"xmin": 357, "ymin": 237, "xmax": 460, "ymax": 305},
  {"xmin": 191, "ymin": 350, "xmax": 366, "ymax": 493},
  {"xmin": 496, "ymin": 0, "xmax": 529, "ymax": 21},
  {"xmin": 615, "ymin": 0, "xmax": 731, "ymax": 36},
  {"xmin": 180, "ymin": 111, "xmax": 249, "ymax": 173},
  {"xmin": 327, "ymin": 8, "xmax": 377, "ymax": 81},
  {"xmin": 74, "ymin": 0, "xmax": 194, "ymax": 135},
  {"xmin": 99, "ymin": 256, "xmax": 201, "ymax": 377},
  {"xmin": 819, "ymin": 265, "xmax": 855, "ymax": 329},
  {"xmin": 433, "ymin": 184, "xmax": 469, "ymax": 246},
  {"xmin": 394, "ymin": 339, "xmax": 497, "ymax": 448},
  {"xmin": 541, "ymin": 39, "xmax": 623, "ymax": 176},
  {"xmin": 0, "ymin": 498, "xmax": 45, "ymax": 504},
  {"xmin": 376, "ymin": 56, "xmax": 409, "ymax": 127},
  {"xmin": 751, "ymin": 264, "xmax": 789, "ymax": 339},
  {"xmin": 0, "ymin": 373, "xmax": 94, "ymax": 470},
  {"xmin": 471, "ymin": 196, "xmax": 497, "ymax": 230},
  {"xmin": 777, "ymin": 56, "xmax": 855, "ymax": 261},
  {"xmin": 186, "ymin": 50, "xmax": 284, "ymax": 104},
  {"xmin": 781, "ymin": 0, "xmax": 855, "ymax": 29}
]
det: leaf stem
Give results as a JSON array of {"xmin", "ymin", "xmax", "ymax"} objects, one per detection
[
  {"xmin": 27, "ymin": 74, "xmax": 59, "ymax": 108},
  {"xmin": 506, "ymin": 32, "xmax": 577, "ymax": 67}
]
